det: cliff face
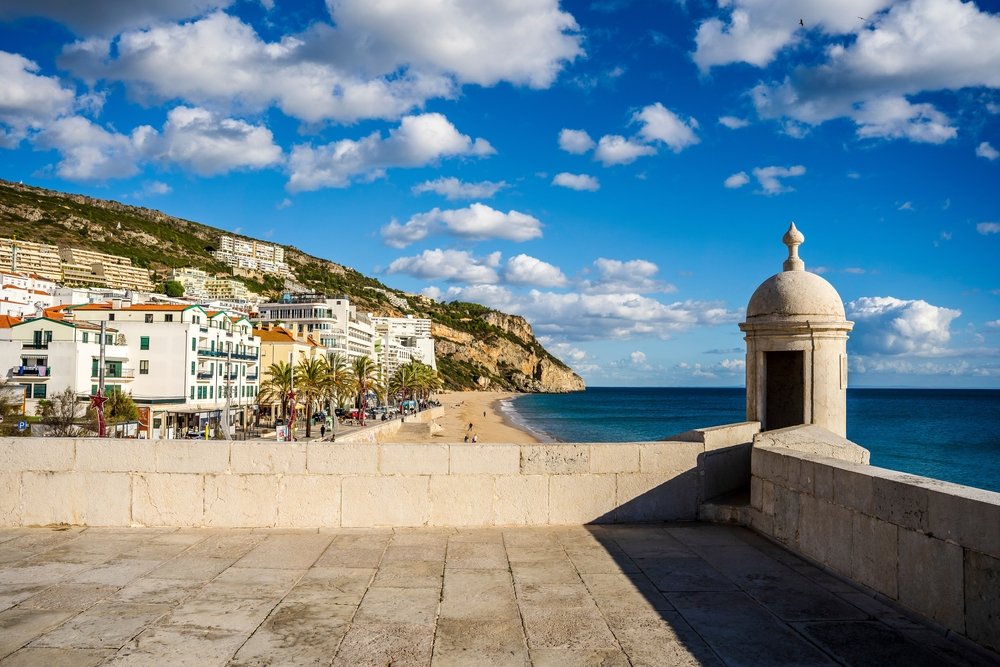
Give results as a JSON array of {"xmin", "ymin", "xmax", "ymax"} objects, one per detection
[{"xmin": 433, "ymin": 313, "xmax": 585, "ymax": 393}]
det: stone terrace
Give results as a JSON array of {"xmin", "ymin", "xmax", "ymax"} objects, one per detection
[{"xmin": 1, "ymin": 524, "xmax": 996, "ymax": 666}]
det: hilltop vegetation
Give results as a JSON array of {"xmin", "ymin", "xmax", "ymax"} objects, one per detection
[{"xmin": 0, "ymin": 179, "xmax": 584, "ymax": 392}]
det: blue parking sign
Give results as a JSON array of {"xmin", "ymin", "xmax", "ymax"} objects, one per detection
[{"xmin": 17, "ymin": 420, "xmax": 28, "ymax": 432}]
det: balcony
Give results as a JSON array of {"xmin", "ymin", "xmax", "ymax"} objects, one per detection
[
  {"xmin": 92, "ymin": 368, "xmax": 135, "ymax": 379},
  {"xmin": 22, "ymin": 343, "xmax": 48, "ymax": 350},
  {"xmin": 231, "ymin": 352, "xmax": 258, "ymax": 361},
  {"xmin": 246, "ymin": 374, "xmax": 258, "ymax": 382},
  {"xmin": 11, "ymin": 366, "xmax": 50, "ymax": 377},
  {"xmin": 197, "ymin": 371, "xmax": 214, "ymax": 380},
  {"xmin": 196, "ymin": 348, "xmax": 227, "ymax": 358}
]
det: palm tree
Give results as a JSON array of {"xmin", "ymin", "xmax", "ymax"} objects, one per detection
[
  {"xmin": 258, "ymin": 360, "xmax": 292, "ymax": 424},
  {"xmin": 389, "ymin": 361, "xmax": 418, "ymax": 407},
  {"xmin": 325, "ymin": 353, "xmax": 353, "ymax": 415},
  {"xmin": 351, "ymin": 356, "xmax": 378, "ymax": 426},
  {"xmin": 410, "ymin": 361, "xmax": 442, "ymax": 404},
  {"xmin": 294, "ymin": 357, "xmax": 329, "ymax": 438}
]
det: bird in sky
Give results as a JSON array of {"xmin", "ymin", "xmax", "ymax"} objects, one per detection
[{"xmin": 799, "ymin": 18, "xmax": 804, "ymax": 26}]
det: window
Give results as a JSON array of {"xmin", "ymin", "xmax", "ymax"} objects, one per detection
[
  {"xmin": 191, "ymin": 361, "xmax": 195, "ymax": 375},
  {"xmin": 165, "ymin": 314, "xmax": 173, "ymax": 322},
  {"xmin": 82, "ymin": 332, "xmax": 89, "ymax": 343},
  {"xmin": 91, "ymin": 384, "xmax": 98, "ymax": 395},
  {"xmin": 44, "ymin": 330, "xmax": 53, "ymax": 343},
  {"xmin": 139, "ymin": 360, "xmax": 149, "ymax": 375},
  {"xmin": 144, "ymin": 314, "xmax": 153, "ymax": 323},
  {"xmin": 140, "ymin": 336, "xmax": 150, "ymax": 350},
  {"xmin": 190, "ymin": 386, "xmax": 195, "ymax": 399},
  {"xmin": 105, "ymin": 335, "xmax": 113, "ymax": 345},
  {"xmin": 108, "ymin": 314, "xmax": 115, "ymax": 320},
  {"xmin": 33, "ymin": 384, "xmax": 46, "ymax": 399},
  {"xmin": 191, "ymin": 338, "xmax": 196, "ymax": 351},
  {"xmin": 209, "ymin": 387, "xmax": 213, "ymax": 399}
]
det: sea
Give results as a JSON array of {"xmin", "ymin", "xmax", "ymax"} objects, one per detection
[{"xmin": 503, "ymin": 387, "xmax": 1000, "ymax": 494}]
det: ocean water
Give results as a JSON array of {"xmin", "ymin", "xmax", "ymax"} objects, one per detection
[{"xmin": 504, "ymin": 387, "xmax": 1000, "ymax": 493}]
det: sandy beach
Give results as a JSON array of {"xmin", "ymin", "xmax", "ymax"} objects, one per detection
[{"xmin": 380, "ymin": 390, "xmax": 539, "ymax": 444}]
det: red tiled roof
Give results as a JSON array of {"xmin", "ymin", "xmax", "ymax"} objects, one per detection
[{"xmin": 0, "ymin": 315, "xmax": 22, "ymax": 328}]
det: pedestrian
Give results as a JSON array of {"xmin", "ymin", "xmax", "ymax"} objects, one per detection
[
  {"xmin": 472, "ymin": 434, "xmax": 478, "ymax": 443},
  {"xmin": 468, "ymin": 422, "xmax": 473, "ymax": 431},
  {"xmin": 463, "ymin": 434, "xmax": 469, "ymax": 443},
  {"xmin": 320, "ymin": 425, "xmax": 326, "ymax": 439},
  {"xmin": 483, "ymin": 410, "xmax": 486, "ymax": 418}
]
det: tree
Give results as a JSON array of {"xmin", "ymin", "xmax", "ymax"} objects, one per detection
[
  {"xmin": 294, "ymin": 357, "xmax": 329, "ymax": 438},
  {"xmin": 258, "ymin": 360, "xmax": 292, "ymax": 423},
  {"xmin": 351, "ymin": 356, "xmax": 378, "ymax": 426},
  {"xmin": 36, "ymin": 387, "xmax": 94, "ymax": 437},
  {"xmin": 105, "ymin": 390, "xmax": 140, "ymax": 437},
  {"xmin": 324, "ymin": 352, "xmax": 353, "ymax": 413},
  {"xmin": 163, "ymin": 280, "xmax": 184, "ymax": 297}
]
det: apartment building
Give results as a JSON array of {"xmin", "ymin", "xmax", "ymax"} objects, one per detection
[
  {"xmin": 256, "ymin": 294, "xmax": 376, "ymax": 363},
  {"xmin": 0, "ymin": 238, "xmax": 63, "ymax": 282},
  {"xmin": 213, "ymin": 235, "xmax": 291, "ymax": 276},
  {"xmin": 0, "ymin": 270, "xmax": 57, "ymax": 318},
  {"xmin": 254, "ymin": 326, "xmax": 326, "ymax": 424},
  {"xmin": 370, "ymin": 314, "xmax": 437, "ymax": 375},
  {"xmin": 58, "ymin": 247, "xmax": 154, "ymax": 292}
]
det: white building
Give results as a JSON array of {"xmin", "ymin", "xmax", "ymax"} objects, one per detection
[
  {"xmin": 256, "ymin": 294, "xmax": 376, "ymax": 364},
  {"xmin": 213, "ymin": 236, "xmax": 291, "ymax": 276},
  {"xmin": 0, "ymin": 271, "xmax": 57, "ymax": 318},
  {"xmin": 68, "ymin": 301, "xmax": 260, "ymax": 439},
  {"xmin": 370, "ymin": 314, "xmax": 437, "ymax": 375}
]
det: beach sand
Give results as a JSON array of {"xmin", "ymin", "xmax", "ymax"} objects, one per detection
[{"xmin": 380, "ymin": 390, "xmax": 539, "ymax": 444}]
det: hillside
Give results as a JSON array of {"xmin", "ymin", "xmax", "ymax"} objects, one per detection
[{"xmin": 0, "ymin": 179, "xmax": 584, "ymax": 393}]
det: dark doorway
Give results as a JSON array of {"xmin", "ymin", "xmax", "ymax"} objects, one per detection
[{"xmin": 764, "ymin": 351, "xmax": 804, "ymax": 430}]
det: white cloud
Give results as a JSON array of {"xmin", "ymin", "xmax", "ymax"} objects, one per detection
[
  {"xmin": 34, "ymin": 116, "xmax": 153, "ymax": 181},
  {"xmin": 749, "ymin": 0, "xmax": 1000, "ymax": 143},
  {"xmin": 582, "ymin": 258, "xmax": 676, "ymax": 294},
  {"xmin": 632, "ymin": 102, "xmax": 699, "ymax": 152},
  {"xmin": 594, "ymin": 134, "xmax": 656, "ymax": 166},
  {"xmin": 724, "ymin": 171, "xmax": 750, "ymax": 189},
  {"xmin": 160, "ymin": 106, "xmax": 282, "ymax": 175},
  {"xmin": 977, "ymin": 222, "xmax": 1000, "ymax": 235},
  {"xmin": 0, "ymin": 1, "xmax": 232, "ymax": 36},
  {"xmin": 504, "ymin": 254, "xmax": 567, "ymax": 287},
  {"xmin": 558, "ymin": 128, "xmax": 595, "ymax": 154},
  {"xmin": 977, "ymin": 141, "xmax": 1000, "ymax": 160},
  {"xmin": 288, "ymin": 113, "xmax": 493, "ymax": 191},
  {"xmin": 629, "ymin": 350, "xmax": 648, "ymax": 366},
  {"xmin": 552, "ymin": 172, "xmax": 600, "ymax": 191},
  {"xmin": 412, "ymin": 177, "xmax": 507, "ymax": 200},
  {"xmin": 985, "ymin": 320, "xmax": 1000, "ymax": 329},
  {"xmin": 0, "ymin": 52, "xmax": 76, "ymax": 147},
  {"xmin": 752, "ymin": 165, "xmax": 806, "ymax": 195},
  {"xmin": 848, "ymin": 296, "xmax": 961, "ymax": 356},
  {"xmin": 719, "ymin": 116, "xmax": 750, "ymax": 129},
  {"xmin": 135, "ymin": 180, "xmax": 171, "ymax": 197},
  {"xmin": 387, "ymin": 248, "xmax": 500, "ymax": 284},
  {"xmin": 898, "ymin": 201, "xmax": 914, "ymax": 211},
  {"xmin": 381, "ymin": 203, "xmax": 543, "ymax": 248}
]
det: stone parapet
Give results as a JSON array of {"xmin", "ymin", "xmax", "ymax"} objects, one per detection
[{"xmin": 749, "ymin": 426, "xmax": 1000, "ymax": 655}]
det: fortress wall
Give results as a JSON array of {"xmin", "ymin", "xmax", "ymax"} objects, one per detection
[
  {"xmin": 749, "ymin": 433, "xmax": 1000, "ymax": 654},
  {"xmin": 0, "ymin": 422, "xmax": 757, "ymax": 530}
]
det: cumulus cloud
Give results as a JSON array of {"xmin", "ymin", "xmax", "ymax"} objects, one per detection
[
  {"xmin": 748, "ymin": 0, "xmax": 1000, "ymax": 143},
  {"xmin": 504, "ymin": 254, "xmax": 568, "ymax": 287},
  {"xmin": 719, "ymin": 116, "xmax": 750, "ymax": 129},
  {"xmin": 0, "ymin": 52, "xmax": 76, "ymax": 147},
  {"xmin": 581, "ymin": 258, "xmax": 676, "ymax": 294},
  {"xmin": 629, "ymin": 350, "xmax": 648, "ymax": 366},
  {"xmin": 752, "ymin": 165, "xmax": 806, "ymax": 195},
  {"xmin": 724, "ymin": 171, "xmax": 750, "ymax": 189},
  {"xmin": 977, "ymin": 141, "xmax": 1000, "ymax": 160},
  {"xmin": 412, "ymin": 177, "xmax": 507, "ymax": 200},
  {"xmin": 594, "ymin": 134, "xmax": 656, "ymax": 166},
  {"xmin": 34, "ymin": 116, "xmax": 154, "ymax": 180},
  {"xmin": 380, "ymin": 203, "xmax": 543, "ymax": 248},
  {"xmin": 387, "ymin": 248, "xmax": 500, "ymax": 284},
  {"xmin": 558, "ymin": 128, "xmax": 595, "ymax": 154},
  {"xmin": 58, "ymin": 3, "xmax": 581, "ymax": 124},
  {"xmin": 552, "ymin": 172, "xmax": 600, "ymax": 191},
  {"xmin": 632, "ymin": 102, "xmax": 699, "ymax": 152},
  {"xmin": 0, "ymin": 0, "xmax": 232, "ymax": 36},
  {"xmin": 848, "ymin": 296, "xmax": 961, "ymax": 356},
  {"xmin": 977, "ymin": 222, "xmax": 1000, "ymax": 235},
  {"xmin": 160, "ymin": 106, "xmax": 282, "ymax": 175},
  {"xmin": 287, "ymin": 113, "xmax": 493, "ymax": 191}
]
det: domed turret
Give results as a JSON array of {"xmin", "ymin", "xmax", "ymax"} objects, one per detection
[{"xmin": 739, "ymin": 224, "xmax": 854, "ymax": 436}]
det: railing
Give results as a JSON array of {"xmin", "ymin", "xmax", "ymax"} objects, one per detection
[
  {"xmin": 196, "ymin": 348, "xmax": 227, "ymax": 358},
  {"xmin": 22, "ymin": 343, "xmax": 48, "ymax": 350},
  {"xmin": 196, "ymin": 371, "xmax": 214, "ymax": 380},
  {"xmin": 231, "ymin": 352, "xmax": 258, "ymax": 360},
  {"xmin": 246, "ymin": 374, "xmax": 258, "ymax": 381},
  {"xmin": 11, "ymin": 366, "xmax": 51, "ymax": 377},
  {"xmin": 91, "ymin": 368, "xmax": 135, "ymax": 379}
]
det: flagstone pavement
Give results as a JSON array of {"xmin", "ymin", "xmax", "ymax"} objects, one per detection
[{"xmin": 0, "ymin": 523, "xmax": 996, "ymax": 666}]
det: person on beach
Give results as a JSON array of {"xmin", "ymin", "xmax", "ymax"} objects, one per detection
[
  {"xmin": 468, "ymin": 422, "xmax": 473, "ymax": 431},
  {"xmin": 463, "ymin": 434, "xmax": 469, "ymax": 443},
  {"xmin": 320, "ymin": 425, "xmax": 326, "ymax": 439},
  {"xmin": 472, "ymin": 434, "xmax": 478, "ymax": 443}
]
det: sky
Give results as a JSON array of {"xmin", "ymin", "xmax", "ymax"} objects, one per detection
[{"xmin": 0, "ymin": 0, "xmax": 998, "ymax": 388}]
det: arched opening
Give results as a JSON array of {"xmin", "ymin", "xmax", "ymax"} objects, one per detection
[{"xmin": 764, "ymin": 351, "xmax": 804, "ymax": 430}]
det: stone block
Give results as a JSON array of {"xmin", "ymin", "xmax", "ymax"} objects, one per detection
[
  {"xmin": 22, "ymin": 471, "xmax": 130, "ymax": 526},
  {"xmin": 785, "ymin": 456, "xmax": 814, "ymax": 495},
  {"xmin": 751, "ymin": 447, "xmax": 785, "ymax": 484},
  {"xmin": 0, "ymin": 439, "xmax": 74, "ymax": 472},
  {"xmin": 965, "ymin": 550, "xmax": 1000, "ymax": 653},
  {"xmin": 797, "ymin": 496, "xmax": 852, "ymax": 575},
  {"xmin": 700, "ymin": 444, "xmax": 752, "ymax": 501},
  {"xmin": 927, "ymin": 485, "xmax": 1000, "ymax": 558},
  {"xmin": 277, "ymin": 475, "xmax": 340, "ymax": 527},
  {"xmin": 615, "ymin": 472, "xmax": 698, "ymax": 522},
  {"xmin": 132, "ymin": 473, "xmax": 204, "ymax": 526},
  {"xmin": 833, "ymin": 466, "xmax": 874, "ymax": 515},
  {"xmin": 429, "ymin": 476, "xmax": 494, "ymax": 526},
  {"xmin": 0, "ymin": 472, "xmax": 21, "ymax": 525},
  {"xmin": 493, "ymin": 476, "xmax": 548, "ymax": 525},
  {"xmin": 379, "ymin": 444, "xmax": 449, "ymax": 475},
  {"xmin": 760, "ymin": 479, "xmax": 776, "ymax": 516},
  {"xmin": 589, "ymin": 445, "xmax": 639, "ymax": 474},
  {"xmin": 449, "ymin": 445, "xmax": 519, "ymax": 475},
  {"xmin": 307, "ymin": 444, "xmax": 377, "ymax": 474},
  {"xmin": 639, "ymin": 442, "xmax": 700, "ymax": 474},
  {"xmin": 230, "ymin": 443, "xmax": 307, "ymax": 474},
  {"xmin": 520, "ymin": 445, "xmax": 589, "ymax": 475},
  {"xmin": 772, "ymin": 485, "xmax": 800, "ymax": 546},
  {"xmin": 204, "ymin": 474, "xmax": 279, "ymax": 527},
  {"xmin": 872, "ymin": 475, "xmax": 929, "ymax": 531},
  {"xmin": 341, "ymin": 476, "xmax": 431, "ymax": 527},
  {"xmin": 813, "ymin": 462, "xmax": 834, "ymax": 502},
  {"xmin": 851, "ymin": 513, "xmax": 897, "ymax": 597},
  {"xmin": 74, "ymin": 440, "xmax": 155, "ymax": 472},
  {"xmin": 749, "ymin": 508, "xmax": 774, "ymax": 535},
  {"xmin": 897, "ymin": 528, "xmax": 964, "ymax": 633},
  {"xmin": 548, "ymin": 474, "xmax": 616, "ymax": 524},
  {"xmin": 155, "ymin": 441, "xmax": 230, "ymax": 473},
  {"xmin": 750, "ymin": 477, "xmax": 762, "ymax": 511}
]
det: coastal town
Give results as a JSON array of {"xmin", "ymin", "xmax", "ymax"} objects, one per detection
[{"xmin": 0, "ymin": 234, "xmax": 438, "ymax": 439}]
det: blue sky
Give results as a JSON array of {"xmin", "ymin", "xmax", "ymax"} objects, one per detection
[{"xmin": 1, "ymin": 0, "xmax": 998, "ymax": 388}]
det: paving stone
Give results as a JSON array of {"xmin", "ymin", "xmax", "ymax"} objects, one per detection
[
  {"xmin": 614, "ymin": 611, "xmax": 725, "ymax": 667},
  {"xmin": 380, "ymin": 543, "xmax": 447, "ymax": 563},
  {"xmin": 355, "ymin": 586, "xmax": 440, "ymax": 625},
  {"xmin": 313, "ymin": 546, "xmax": 385, "ymax": 568},
  {"xmin": 68, "ymin": 558, "xmax": 162, "ymax": 587},
  {"xmin": 0, "ymin": 646, "xmax": 115, "ymax": 667},
  {"xmin": 371, "ymin": 559, "xmax": 443, "ymax": 588},
  {"xmin": 160, "ymin": 595, "xmax": 279, "ymax": 634},
  {"xmin": 510, "ymin": 561, "xmax": 582, "ymax": 586},
  {"xmin": 798, "ymin": 621, "xmax": 970, "ymax": 667},
  {"xmin": 18, "ymin": 584, "xmax": 118, "ymax": 611},
  {"xmin": 283, "ymin": 567, "xmax": 373, "ymax": 606},
  {"xmin": 228, "ymin": 598, "xmax": 352, "ymax": 667},
  {"xmin": 111, "ymin": 577, "xmax": 203, "ymax": 605},
  {"xmin": 31, "ymin": 602, "xmax": 170, "ymax": 649},
  {"xmin": 635, "ymin": 557, "xmax": 738, "ymax": 592},
  {"xmin": 104, "ymin": 626, "xmax": 247, "ymax": 667},
  {"xmin": 0, "ymin": 560, "xmax": 91, "ymax": 585},
  {"xmin": 332, "ymin": 621, "xmax": 434, "ymax": 667},
  {"xmin": 529, "ymin": 648, "xmax": 630, "ymax": 666},
  {"xmin": 738, "ymin": 570, "xmax": 869, "ymax": 622},
  {"xmin": 146, "ymin": 557, "xmax": 233, "ymax": 582},
  {"xmin": 0, "ymin": 609, "xmax": 75, "ymax": 660},
  {"xmin": 0, "ymin": 583, "xmax": 47, "ymax": 612},
  {"xmin": 664, "ymin": 524, "xmax": 755, "ymax": 547},
  {"xmin": 431, "ymin": 618, "xmax": 527, "ymax": 666},
  {"xmin": 445, "ymin": 541, "xmax": 508, "ymax": 570},
  {"xmin": 183, "ymin": 533, "xmax": 265, "ymax": 560},
  {"xmin": 566, "ymin": 547, "xmax": 639, "ymax": 574},
  {"xmin": 520, "ymin": 606, "xmax": 618, "ymax": 650},
  {"xmin": 199, "ymin": 567, "xmax": 303, "ymax": 600},
  {"xmin": 440, "ymin": 570, "xmax": 518, "ymax": 620},
  {"xmin": 580, "ymin": 572, "xmax": 674, "ymax": 611},
  {"xmin": 233, "ymin": 534, "xmax": 334, "ymax": 570}
]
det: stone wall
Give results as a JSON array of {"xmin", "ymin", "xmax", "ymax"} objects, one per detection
[
  {"xmin": 335, "ymin": 406, "xmax": 445, "ymax": 444},
  {"xmin": 0, "ymin": 422, "xmax": 757, "ymax": 529},
  {"xmin": 748, "ymin": 426, "xmax": 1000, "ymax": 654}
]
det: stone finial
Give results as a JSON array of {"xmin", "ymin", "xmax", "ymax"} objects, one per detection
[{"xmin": 782, "ymin": 222, "xmax": 805, "ymax": 272}]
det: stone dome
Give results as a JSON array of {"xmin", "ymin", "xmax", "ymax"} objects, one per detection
[{"xmin": 744, "ymin": 222, "xmax": 847, "ymax": 321}]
